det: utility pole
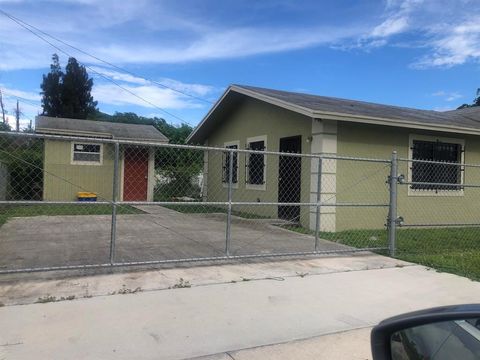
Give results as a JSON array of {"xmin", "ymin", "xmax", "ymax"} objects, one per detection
[
  {"xmin": 0, "ymin": 89, "xmax": 6, "ymax": 124},
  {"xmin": 15, "ymin": 100, "xmax": 20, "ymax": 131}
]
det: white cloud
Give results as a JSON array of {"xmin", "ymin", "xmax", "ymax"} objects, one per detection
[
  {"xmin": 413, "ymin": 20, "xmax": 480, "ymax": 68},
  {"xmin": 1, "ymin": 0, "xmax": 480, "ymax": 76},
  {"xmin": 0, "ymin": 86, "xmax": 41, "ymax": 121},
  {"xmin": 371, "ymin": 16, "xmax": 409, "ymax": 38},
  {"xmin": 1, "ymin": 86, "xmax": 41, "ymax": 102},
  {"xmin": 88, "ymin": 67, "xmax": 215, "ymax": 111},
  {"xmin": 89, "ymin": 67, "xmax": 149, "ymax": 85},
  {"xmin": 432, "ymin": 90, "xmax": 463, "ymax": 102},
  {"xmin": 90, "ymin": 67, "xmax": 215, "ymax": 97},
  {"xmin": 346, "ymin": 0, "xmax": 480, "ymax": 69},
  {"xmin": 0, "ymin": 1, "xmax": 365, "ymax": 70},
  {"xmin": 433, "ymin": 105, "xmax": 456, "ymax": 111},
  {"xmin": 156, "ymin": 78, "xmax": 213, "ymax": 97},
  {"xmin": 4, "ymin": 114, "xmax": 32, "ymax": 130},
  {"xmin": 92, "ymin": 83, "xmax": 205, "ymax": 110},
  {"xmin": 87, "ymin": 25, "xmax": 363, "ymax": 66},
  {"xmin": 353, "ymin": 0, "xmax": 423, "ymax": 49}
]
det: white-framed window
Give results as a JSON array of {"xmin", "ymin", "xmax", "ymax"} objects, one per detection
[
  {"xmin": 408, "ymin": 134, "xmax": 464, "ymax": 196},
  {"xmin": 222, "ymin": 140, "xmax": 239, "ymax": 186},
  {"xmin": 71, "ymin": 142, "xmax": 103, "ymax": 165},
  {"xmin": 246, "ymin": 135, "xmax": 267, "ymax": 190}
]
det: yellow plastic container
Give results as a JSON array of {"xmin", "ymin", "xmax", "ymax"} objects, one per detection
[{"xmin": 77, "ymin": 192, "xmax": 97, "ymax": 201}]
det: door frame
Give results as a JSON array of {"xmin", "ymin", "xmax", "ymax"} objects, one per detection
[
  {"xmin": 119, "ymin": 146, "xmax": 155, "ymax": 201},
  {"xmin": 277, "ymin": 135, "xmax": 302, "ymax": 221}
]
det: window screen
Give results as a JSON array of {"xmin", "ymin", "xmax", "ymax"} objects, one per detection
[
  {"xmin": 411, "ymin": 139, "xmax": 462, "ymax": 191},
  {"xmin": 222, "ymin": 144, "xmax": 238, "ymax": 183},
  {"xmin": 72, "ymin": 143, "xmax": 102, "ymax": 163},
  {"xmin": 247, "ymin": 140, "xmax": 265, "ymax": 185}
]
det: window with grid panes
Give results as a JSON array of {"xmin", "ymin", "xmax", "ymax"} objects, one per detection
[
  {"xmin": 222, "ymin": 144, "xmax": 238, "ymax": 183},
  {"xmin": 247, "ymin": 140, "xmax": 265, "ymax": 185},
  {"xmin": 411, "ymin": 139, "xmax": 462, "ymax": 191},
  {"xmin": 71, "ymin": 143, "xmax": 102, "ymax": 164}
]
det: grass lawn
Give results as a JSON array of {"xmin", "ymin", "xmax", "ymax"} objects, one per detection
[
  {"xmin": 282, "ymin": 225, "xmax": 480, "ymax": 281},
  {"xmin": 164, "ymin": 204, "xmax": 271, "ymax": 219},
  {"xmin": 0, "ymin": 204, "xmax": 144, "ymax": 227}
]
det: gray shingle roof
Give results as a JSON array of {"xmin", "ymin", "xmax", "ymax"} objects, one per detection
[
  {"xmin": 36, "ymin": 116, "xmax": 168, "ymax": 142},
  {"xmin": 445, "ymin": 106, "xmax": 480, "ymax": 122},
  {"xmin": 234, "ymin": 85, "xmax": 480, "ymax": 130},
  {"xmin": 187, "ymin": 84, "xmax": 480, "ymax": 144}
]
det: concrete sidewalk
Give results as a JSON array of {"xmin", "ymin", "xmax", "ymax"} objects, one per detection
[{"xmin": 1, "ymin": 256, "xmax": 480, "ymax": 359}]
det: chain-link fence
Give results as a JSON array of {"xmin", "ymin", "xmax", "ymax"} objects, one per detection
[
  {"xmin": 0, "ymin": 131, "xmax": 437, "ymax": 274},
  {"xmin": 393, "ymin": 154, "xmax": 480, "ymax": 278}
]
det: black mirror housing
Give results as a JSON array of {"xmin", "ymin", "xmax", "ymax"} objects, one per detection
[{"xmin": 371, "ymin": 304, "xmax": 480, "ymax": 360}]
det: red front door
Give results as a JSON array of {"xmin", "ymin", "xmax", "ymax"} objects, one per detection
[{"xmin": 123, "ymin": 147, "xmax": 149, "ymax": 201}]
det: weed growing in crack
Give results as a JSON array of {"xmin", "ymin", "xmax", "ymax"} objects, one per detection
[{"xmin": 171, "ymin": 278, "xmax": 191, "ymax": 289}]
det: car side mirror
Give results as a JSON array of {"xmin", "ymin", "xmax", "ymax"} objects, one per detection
[{"xmin": 371, "ymin": 304, "xmax": 480, "ymax": 360}]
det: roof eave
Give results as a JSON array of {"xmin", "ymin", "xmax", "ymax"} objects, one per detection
[
  {"xmin": 36, "ymin": 127, "xmax": 113, "ymax": 139},
  {"xmin": 187, "ymin": 85, "xmax": 480, "ymax": 143},
  {"xmin": 313, "ymin": 111, "xmax": 480, "ymax": 136}
]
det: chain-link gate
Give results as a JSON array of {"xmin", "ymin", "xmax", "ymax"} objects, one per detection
[{"xmin": 0, "ymin": 131, "xmax": 397, "ymax": 274}]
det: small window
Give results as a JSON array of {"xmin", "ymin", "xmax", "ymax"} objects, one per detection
[
  {"xmin": 222, "ymin": 144, "xmax": 238, "ymax": 183},
  {"xmin": 411, "ymin": 139, "xmax": 462, "ymax": 191},
  {"xmin": 72, "ymin": 143, "xmax": 103, "ymax": 165},
  {"xmin": 247, "ymin": 140, "xmax": 265, "ymax": 185}
]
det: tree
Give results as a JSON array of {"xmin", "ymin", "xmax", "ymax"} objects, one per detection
[
  {"xmin": 40, "ymin": 54, "xmax": 97, "ymax": 119},
  {"xmin": 61, "ymin": 57, "xmax": 97, "ymax": 119},
  {"xmin": 457, "ymin": 88, "xmax": 480, "ymax": 109},
  {"xmin": 40, "ymin": 54, "xmax": 63, "ymax": 117},
  {"xmin": 0, "ymin": 122, "xmax": 11, "ymax": 132}
]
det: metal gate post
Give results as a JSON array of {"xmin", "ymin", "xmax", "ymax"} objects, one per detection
[
  {"xmin": 314, "ymin": 156, "xmax": 323, "ymax": 252},
  {"xmin": 388, "ymin": 151, "xmax": 398, "ymax": 257},
  {"xmin": 225, "ymin": 150, "xmax": 234, "ymax": 256},
  {"xmin": 109, "ymin": 142, "xmax": 120, "ymax": 265}
]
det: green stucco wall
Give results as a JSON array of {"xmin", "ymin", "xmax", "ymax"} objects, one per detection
[
  {"xmin": 43, "ymin": 139, "xmax": 119, "ymax": 201},
  {"xmin": 336, "ymin": 121, "xmax": 480, "ymax": 230},
  {"xmin": 204, "ymin": 98, "xmax": 313, "ymax": 227}
]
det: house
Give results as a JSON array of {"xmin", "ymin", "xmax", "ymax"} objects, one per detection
[
  {"xmin": 187, "ymin": 84, "xmax": 480, "ymax": 232},
  {"xmin": 36, "ymin": 116, "xmax": 168, "ymax": 202}
]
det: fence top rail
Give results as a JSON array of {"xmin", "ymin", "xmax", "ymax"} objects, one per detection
[
  {"xmin": 398, "ymin": 157, "xmax": 480, "ymax": 168},
  {"xmin": 0, "ymin": 130, "xmax": 391, "ymax": 162}
]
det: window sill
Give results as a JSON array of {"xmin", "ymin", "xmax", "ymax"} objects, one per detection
[
  {"xmin": 70, "ymin": 161, "xmax": 103, "ymax": 166},
  {"xmin": 407, "ymin": 188, "xmax": 464, "ymax": 197},
  {"xmin": 246, "ymin": 183, "xmax": 266, "ymax": 191},
  {"xmin": 222, "ymin": 183, "xmax": 239, "ymax": 189}
]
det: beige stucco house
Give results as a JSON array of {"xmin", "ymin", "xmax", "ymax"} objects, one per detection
[
  {"xmin": 187, "ymin": 84, "xmax": 480, "ymax": 232},
  {"xmin": 36, "ymin": 116, "xmax": 168, "ymax": 202}
]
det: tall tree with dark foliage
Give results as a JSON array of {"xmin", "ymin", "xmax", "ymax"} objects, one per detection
[
  {"xmin": 40, "ymin": 54, "xmax": 64, "ymax": 117},
  {"xmin": 61, "ymin": 57, "xmax": 97, "ymax": 119},
  {"xmin": 40, "ymin": 54, "xmax": 97, "ymax": 119}
]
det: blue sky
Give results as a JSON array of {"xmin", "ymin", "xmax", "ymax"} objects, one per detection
[{"xmin": 1, "ymin": 0, "xmax": 480, "ymax": 128}]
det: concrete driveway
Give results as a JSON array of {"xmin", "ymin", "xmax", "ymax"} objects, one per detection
[{"xmin": 0, "ymin": 205, "xmax": 351, "ymax": 271}]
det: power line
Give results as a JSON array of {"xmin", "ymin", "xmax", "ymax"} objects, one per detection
[
  {"xmin": 1, "ymin": 90, "xmax": 41, "ymax": 108},
  {"xmin": 0, "ymin": 10, "xmax": 213, "ymax": 105},
  {"xmin": 0, "ymin": 9, "xmax": 195, "ymax": 125},
  {"xmin": 0, "ymin": 90, "xmax": 42, "ymax": 128}
]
